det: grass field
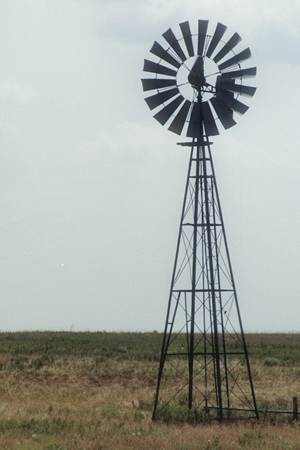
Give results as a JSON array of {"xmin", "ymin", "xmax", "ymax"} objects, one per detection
[{"xmin": 0, "ymin": 332, "xmax": 300, "ymax": 449}]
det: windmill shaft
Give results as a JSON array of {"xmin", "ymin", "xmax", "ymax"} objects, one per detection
[
  {"xmin": 189, "ymin": 144, "xmax": 223, "ymax": 417},
  {"xmin": 189, "ymin": 144, "xmax": 200, "ymax": 409},
  {"xmin": 202, "ymin": 145, "xmax": 223, "ymax": 420}
]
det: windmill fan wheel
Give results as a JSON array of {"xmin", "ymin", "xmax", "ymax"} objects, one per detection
[{"xmin": 142, "ymin": 20, "xmax": 257, "ymax": 138}]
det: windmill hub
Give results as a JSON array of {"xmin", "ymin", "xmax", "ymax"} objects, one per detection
[
  {"xmin": 188, "ymin": 56, "xmax": 207, "ymax": 90},
  {"xmin": 176, "ymin": 56, "xmax": 217, "ymax": 103}
]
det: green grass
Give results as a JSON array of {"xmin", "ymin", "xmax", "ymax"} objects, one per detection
[
  {"xmin": 0, "ymin": 331, "xmax": 163, "ymax": 360},
  {"xmin": 0, "ymin": 418, "xmax": 75, "ymax": 434},
  {"xmin": 0, "ymin": 331, "xmax": 299, "ymax": 365}
]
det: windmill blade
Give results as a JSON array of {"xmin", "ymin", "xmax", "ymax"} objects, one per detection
[
  {"xmin": 216, "ymin": 77, "xmax": 235, "ymax": 91},
  {"xmin": 216, "ymin": 89, "xmax": 235, "ymax": 102},
  {"xmin": 213, "ymin": 32, "xmax": 242, "ymax": 63},
  {"xmin": 145, "ymin": 88, "xmax": 180, "ymax": 110},
  {"xmin": 180, "ymin": 21, "xmax": 194, "ymax": 57},
  {"xmin": 197, "ymin": 19, "xmax": 208, "ymax": 56},
  {"xmin": 150, "ymin": 41, "xmax": 181, "ymax": 68},
  {"xmin": 141, "ymin": 78, "xmax": 177, "ymax": 92},
  {"xmin": 216, "ymin": 91, "xmax": 249, "ymax": 115},
  {"xmin": 216, "ymin": 76, "xmax": 256, "ymax": 99},
  {"xmin": 210, "ymin": 97, "xmax": 236, "ymax": 129},
  {"xmin": 225, "ymin": 83, "xmax": 257, "ymax": 97},
  {"xmin": 187, "ymin": 101, "xmax": 219, "ymax": 137},
  {"xmin": 218, "ymin": 48, "xmax": 251, "ymax": 71},
  {"xmin": 143, "ymin": 59, "xmax": 177, "ymax": 77},
  {"xmin": 187, "ymin": 101, "xmax": 201, "ymax": 137},
  {"xmin": 221, "ymin": 67, "xmax": 257, "ymax": 79},
  {"xmin": 206, "ymin": 22, "xmax": 227, "ymax": 58},
  {"xmin": 202, "ymin": 101, "xmax": 219, "ymax": 135},
  {"xmin": 231, "ymin": 98, "xmax": 249, "ymax": 114},
  {"xmin": 162, "ymin": 27, "xmax": 187, "ymax": 62},
  {"xmin": 168, "ymin": 100, "xmax": 191, "ymax": 135},
  {"xmin": 154, "ymin": 95, "xmax": 184, "ymax": 125}
]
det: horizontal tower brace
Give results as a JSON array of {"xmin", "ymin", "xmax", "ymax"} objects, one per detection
[
  {"xmin": 189, "ymin": 175, "xmax": 214, "ymax": 179},
  {"xmin": 191, "ymin": 158, "xmax": 211, "ymax": 162},
  {"xmin": 172, "ymin": 289, "xmax": 235, "ymax": 293},
  {"xmin": 182, "ymin": 222, "xmax": 222, "ymax": 227}
]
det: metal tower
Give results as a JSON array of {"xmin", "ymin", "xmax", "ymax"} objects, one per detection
[{"xmin": 152, "ymin": 136, "xmax": 258, "ymax": 421}]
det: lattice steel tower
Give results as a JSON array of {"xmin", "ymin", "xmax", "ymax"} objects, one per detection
[{"xmin": 142, "ymin": 20, "xmax": 259, "ymax": 421}]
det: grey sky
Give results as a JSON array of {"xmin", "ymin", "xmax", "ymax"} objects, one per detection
[{"xmin": 0, "ymin": 0, "xmax": 300, "ymax": 331}]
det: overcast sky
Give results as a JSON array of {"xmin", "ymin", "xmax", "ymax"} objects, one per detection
[{"xmin": 0, "ymin": 0, "xmax": 300, "ymax": 332}]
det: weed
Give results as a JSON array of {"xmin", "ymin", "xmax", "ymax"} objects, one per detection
[
  {"xmin": 154, "ymin": 404, "xmax": 210, "ymax": 424},
  {"xmin": 138, "ymin": 398, "xmax": 153, "ymax": 411},
  {"xmin": 264, "ymin": 357, "xmax": 279, "ymax": 367},
  {"xmin": 238, "ymin": 429, "xmax": 269, "ymax": 448},
  {"xmin": 133, "ymin": 410, "xmax": 144, "ymax": 422},
  {"xmin": 100, "ymin": 404, "xmax": 121, "ymax": 420}
]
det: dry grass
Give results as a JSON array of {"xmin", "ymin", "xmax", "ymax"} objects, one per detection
[
  {"xmin": 0, "ymin": 358, "xmax": 299, "ymax": 449},
  {"xmin": 0, "ymin": 332, "xmax": 299, "ymax": 449}
]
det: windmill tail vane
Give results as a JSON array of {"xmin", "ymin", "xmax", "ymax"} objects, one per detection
[{"xmin": 142, "ymin": 20, "xmax": 259, "ymax": 422}]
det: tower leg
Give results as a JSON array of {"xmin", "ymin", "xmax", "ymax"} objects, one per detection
[{"xmin": 152, "ymin": 140, "xmax": 259, "ymax": 422}]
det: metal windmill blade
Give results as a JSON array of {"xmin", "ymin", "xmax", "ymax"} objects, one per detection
[
  {"xmin": 205, "ymin": 22, "xmax": 227, "ymax": 58},
  {"xmin": 179, "ymin": 21, "xmax": 194, "ymax": 57},
  {"xmin": 154, "ymin": 96, "xmax": 185, "ymax": 125},
  {"xmin": 213, "ymin": 32, "xmax": 241, "ymax": 63}
]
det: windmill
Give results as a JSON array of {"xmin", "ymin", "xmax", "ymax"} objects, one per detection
[{"xmin": 142, "ymin": 20, "xmax": 259, "ymax": 422}]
